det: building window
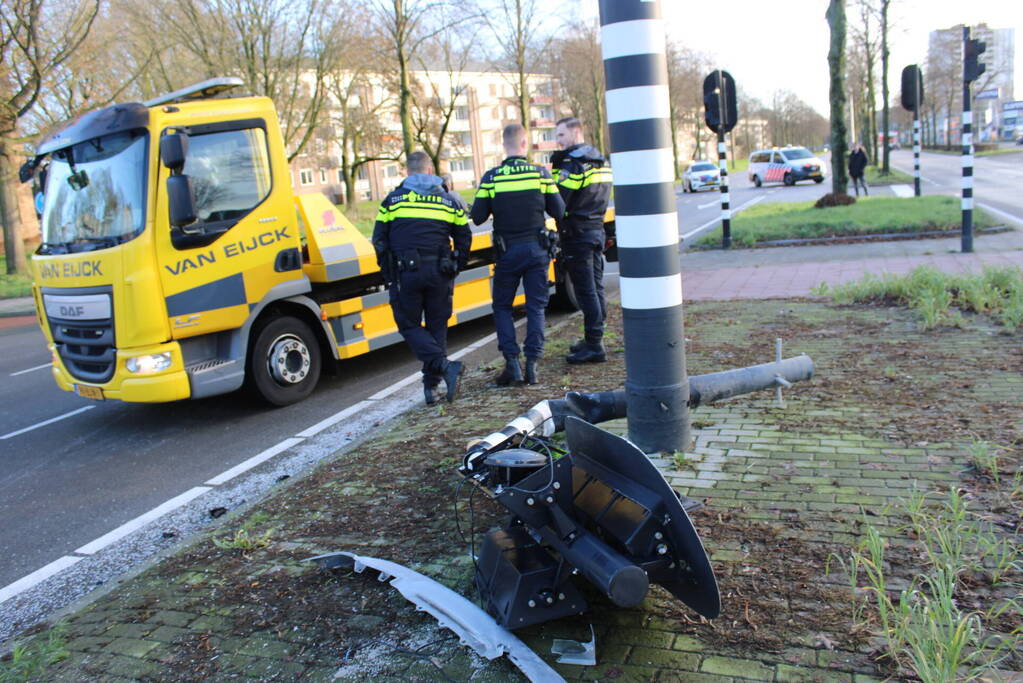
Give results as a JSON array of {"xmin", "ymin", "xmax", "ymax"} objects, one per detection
[
  {"xmin": 489, "ymin": 83, "xmax": 497, "ymax": 97},
  {"xmin": 449, "ymin": 157, "xmax": 473, "ymax": 172},
  {"xmin": 383, "ymin": 164, "xmax": 400, "ymax": 178},
  {"xmin": 299, "ymin": 169, "xmax": 314, "ymax": 186},
  {"xmin": 337, "ymin": 169, "xmax": 345, "ymax": 183},
  {"xmin": 455, "ymin": 106, "xmax": 469, "ymax": 121},
  {"xmin": 492, "ymin": 107, "xmax": 500, "ymax": 120},
  {"xmin": 319, "ymin": 169, "xmax": 327, "ymax": 184},
  {"xmin": 357, "ymin": 166, "xmax": 369, "ymax": 180}
]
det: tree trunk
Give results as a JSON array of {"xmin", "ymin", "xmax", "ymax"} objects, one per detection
[
  {"xmin": 518, "ymin": 69, "xmax": 531, "ymax": 161},
  {"xmin": 669, "ymin": 101, "xmax": 680, "ymax": 180},
  {"xmin": 880, "ymin": 0, "xmax": 890, "ymax": 174},
  {"xmin": 0, "ymin": 140, "xmax": 29, "ymax": 274},
  {"xmin": 826, "ymin": 0, "xmax": 849, "ymax": 195}
]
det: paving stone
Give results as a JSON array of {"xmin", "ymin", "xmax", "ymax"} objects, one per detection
[
  {"xmin": 628, "ymin": 647, "xmax": 699, "ymax": 669},
  {"xmin": 701, "ymin": 655, "xmax": 776, "ymax": 680},
  {"xmin": 103, "ymin": 638, "xmax": 160, "ymax": 658},
  {"xmin": 776, "ymin": 664, "xmax": 854, "ymax": 682}
]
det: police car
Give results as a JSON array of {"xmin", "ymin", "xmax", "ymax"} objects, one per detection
[
  {"xmin": 682, "ymin": 161, "xmax": 720, "ymax": 192},
  {"xmin": 748, "ymin": 147, "xmax": 826, "ymax": 187}
]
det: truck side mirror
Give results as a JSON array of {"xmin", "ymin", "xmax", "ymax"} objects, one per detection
[
  {"xmin": 167, "ymin": 175, "xmax": 199, "ymax": 231},
  {"xmin": 160, "ymin": 133, "xmax": 189, "ymax": 174}
]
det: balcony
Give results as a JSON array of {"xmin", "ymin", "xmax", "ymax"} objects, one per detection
[
  {"xmin": 530, "ymin": 95, "xmax": 553, "ymax": 105},
  {"xmin": 531, "ymin": 118, "xmax": 555, "ymax": 128},
  {"xmin": 532, "ymin": 140, "xmax": 558, "ymax": 151}
]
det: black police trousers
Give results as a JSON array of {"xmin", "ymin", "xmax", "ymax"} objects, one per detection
[
  {"xmin": 388, "ymin": 262, "xmax": 454, "ymax": 383},
  {"xmin": 561, "ymin": 229, "xmax": 606, "ymax": 343},
  {"xmin": 492, "ymin": 242, "xmax": 550, "ymax": 359}
]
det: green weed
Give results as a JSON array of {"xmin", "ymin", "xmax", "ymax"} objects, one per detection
[
  {"xmin": 967, "ymin": 441, "xmax": 1003, "ymax": 486},
  {"xmin": 212, "ymin": 528, "xmax": 271, "ymax": 551},
  {"xmin": 0, "ymin": 624, "xmax": 69, "ymax": 682}
]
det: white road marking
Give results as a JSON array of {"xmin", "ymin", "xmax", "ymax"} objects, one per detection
[
  {"xmin": 696, "ymin": 200, "xmax": 719, "ymax": 210},
  {"xmin": 0, "ymin": 556, "xmax": 83, "ymax": 605},
  {"xmin": 205, "ymin": 437, "xmax": 306, "ymax": 485},
  {"xmin": 10, "ymin": 363, "xmax": 51, "ymax": 377},
  {"xmin": 0, "ymin": 406, "xmax": 95, "ymax": 440},
  {"xmin": 890, "ymin": 184, "xmax": 914, "ymax": 198},
  {"xmin": 75, "ymin": 486, "xmax": 213, "ymax": 555},
  {"xmin": 680, "ymin": 194, "xmax": 766, "ymax": 243},
  {"xmin": 977, "ymin": 203, "xmax": 1023, "ymax": 228}
]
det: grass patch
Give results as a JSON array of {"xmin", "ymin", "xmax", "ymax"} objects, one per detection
[
  {"xmin": 1, "ymin": 259, "xmax": 33, "ymax": 299},
  {"xmin": 864, "ymin": 165, "xmax": 914, "ymax": 185},
  {"xmin": 833, "ymin": 488, "xmax": 1021, "ymax": 682},
  {"xmin": 976, "ymin": 148, "xmax": 1023, "ymax": 158},
  {"xmin": 695, "ymin": 195, "xmax": 997, "ymax": 248},
  {"xmin": 0, "ymin": 624, "xmax": 70, "ymax": 682},
  {"xmin": 815, "ymin": 265, "xmax": 1023, "ymax": 331},
  {"xmin": 341, "ymin": 188, "xmax": 477, "ymax": 238}
]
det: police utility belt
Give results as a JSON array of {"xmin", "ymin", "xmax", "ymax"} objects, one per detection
[
  {"xmin": 394, "ymin": 247, "xmax": 458, "ymax": 275},
  {"xmin": 494, "ymin": 229, "xmax": 560, "ymax": 259}
]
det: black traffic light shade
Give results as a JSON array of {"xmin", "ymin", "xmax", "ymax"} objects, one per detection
[
  {"xmin": 471, "ymin": 417, "xmax": 721, "ymax": 629},
  {"xmin": 901, "ymin": 65, "xmax": 924, "ymax": 111},
  {"xmin": 965, "ymin": 38, "xmax": 987, "ymax": 83},
  {"xmin": 703, "ymin": 70, "xmax": 738, "ymax": 134}
]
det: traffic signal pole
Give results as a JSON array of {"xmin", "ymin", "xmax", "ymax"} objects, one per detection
[
  {"xmin": 716, "ymin": 71, "xmax": 731, "ymax": 249},
  {"xmin": 598, "ymin": 0, "xmax": 689, "ymax": 453},
  {"xmin": 913, "ymin": 85, "xmax": 921, "ymax": 197},
  {"xmin": 962, "ymin": 26, "xmax": 974, "ymax": 253},
  {"xmin": 900, "ymin": 64, "xmax": 924, "ymax": 198}
]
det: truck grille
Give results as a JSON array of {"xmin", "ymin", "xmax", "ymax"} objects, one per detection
[{"xmin": 43, "ymin": 289, "xmax": 116, "ymax": 384}]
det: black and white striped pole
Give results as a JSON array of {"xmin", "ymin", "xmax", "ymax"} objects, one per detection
[
  {"xmin": 900, "ymin": 65, "xmax": 924, "ymax": 198},
  {"xmin": 704, "ymin": 70, "xmax": 738, "ymax": 249},
  {"xmin": 961, "ymin": 27, "xmax": 986, "ymax": 253},
  {"xmin": 598, "ymin": 0, "xmax": 689, "ymax": 453}
]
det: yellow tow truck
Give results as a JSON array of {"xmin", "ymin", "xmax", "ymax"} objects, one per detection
[{"xmin": 22, "ymin": 78, "xmax": 613, "ymax": 406}]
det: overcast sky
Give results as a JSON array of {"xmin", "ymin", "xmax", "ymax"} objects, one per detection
[{"xmin": 571, "ymin": 0, "xmax": 1020, "ymax": 116}]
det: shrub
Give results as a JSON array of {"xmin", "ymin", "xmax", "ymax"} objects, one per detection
[{"xmin": 814, "ymin": 192, "xmax": 856, "ymax": 209}]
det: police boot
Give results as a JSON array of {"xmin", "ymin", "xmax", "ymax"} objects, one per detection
[
  {"xmin": 495, "ymin": 355, "xmax": 524, "ymax": 386},
  {"xmin": 568, "ymin": 338, "xmax": 586, "ymax": 354},
  {"xmin": 423, "ymin": 377, "xmax": 441, "ymax": 406},
  {"xmin": 566, "ymin": 341, "xmax": 606, "ymax": 364},
  {"xmin": 443, "ymin": 361, "xmax": 464, "ymax": 402},
  {"xmin": 524, "ymin": 357, "xmax": 539, "ymax": 385}
]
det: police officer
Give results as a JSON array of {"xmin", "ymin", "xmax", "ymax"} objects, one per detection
[
  {"xmin": 552, "ymin": 117, "xmax": 613, "ymax": 364},
  {"xmin": 471, "ymin": 124, "xmax": 565, "ymax": 386},
  {"xmin": 373, "ymin": 151, "xmax": 472, "ymax": 405}
]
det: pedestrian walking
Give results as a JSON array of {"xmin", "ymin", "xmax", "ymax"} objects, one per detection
[
  {"xmin": 470, "ymin": 124, "xmax": 565, "ymax": 386},
  {"xmin": 848, "ymin": 144, "xmax": 869, "ymax": 197},
  {"xmin": 551, "ymin": 117, "xmax": 613, "ymax": 363},
  {"xmin": 372, "ymin": 151, "xmax": 472, "ymax": 405}
]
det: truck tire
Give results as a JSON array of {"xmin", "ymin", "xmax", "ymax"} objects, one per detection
[
  {"xmin": 550, "ymin": 266, "xmax": 580, "ymax": 312},
  {"xmin": 246, "ymin": 316, "xmax": 322, "ymax": 406}
]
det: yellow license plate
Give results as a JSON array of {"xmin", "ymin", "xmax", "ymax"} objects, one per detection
[
  {"xmin": 810, "ymin": 172, "xmax": 821, "ymax": 177},
  {"xmin": 76, "ymin": 384, "xmax": 105, "ymax": 400}
]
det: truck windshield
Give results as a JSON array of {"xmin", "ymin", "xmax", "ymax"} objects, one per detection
[{"xmin": 38, "ymin": 129, "xmax": 148, "ymax": 254}]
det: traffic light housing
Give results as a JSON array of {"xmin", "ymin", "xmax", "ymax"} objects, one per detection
[
  {"xmin": 901, "ymin": 65, "xmax": 924, "ymax": 111},
  {"xmin": 703, "ymin": 70, "xmax": 738, "ymax": 134},
  {"xmin": 965, "ymin": 38, "xmax": 986, "ymax": 83}
]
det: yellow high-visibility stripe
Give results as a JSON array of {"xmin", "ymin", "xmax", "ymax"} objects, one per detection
[
  {"xmin": 492, "ymin": 178, "xmax": 543, "ymax": 193},
  {"xmin": 384, "ymin": 200, "xmax": 462, "ymax": 215},
  {"xmin": 377, "ymin": 205, "xmax": 468, "ymax": 224}
]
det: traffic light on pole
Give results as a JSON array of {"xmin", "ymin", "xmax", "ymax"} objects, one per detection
[{"xmin": 965, "ymin": 38, "xmax": 986, "ymax": 83}]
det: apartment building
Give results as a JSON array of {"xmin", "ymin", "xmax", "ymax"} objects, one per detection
[{"xmin": 290, "ymin": 69, "xmax": 565, "ymax": 205}]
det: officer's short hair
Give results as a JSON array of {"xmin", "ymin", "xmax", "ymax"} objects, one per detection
[
  {"xmin": 555, "ymin": 117, "xmax": 582, "ymax": 131},
  {"xmin": 406, "ymin": 151, "xmax": 433, "ymax": 174},
  {"xmin": 502, "ymin": 123, "xmax": 526, "ymax": 148}
]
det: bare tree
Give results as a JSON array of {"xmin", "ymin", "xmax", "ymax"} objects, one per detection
[
  {"xmin": 150, "ymin": 0, "xmax": 347, "ymax": 161},
  {"xmin": 410, "ymin": 21, "xmax": 480, "ymax": 174},
  {"xmin": 850, "ymin": 0, "xmax": 879, "ymax": 162},
  {"xmin": 483, "ymin": 0, "xmax": 553, "ymax": 160},
  {"xmin": 1, "ymin": 0, "xmax": 100, "ymax": 273},
  {"xmin": 665, "ymin": 43, "xmax": 712, "ymax": 173},
  {"xmin": 879, "ymin": 0, "xmax": 891, "ymax": 174},
  {"xmin": 551, "ymin": 20, "xmax": 606, "ymax": 153},
  {"xmin": 827, "ymin": 0, "xmax": 849, "ymax": 195}
]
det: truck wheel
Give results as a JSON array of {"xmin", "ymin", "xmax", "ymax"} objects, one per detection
[
  {"xmin": 752, "ymin": 175, "xmax": 762, "ymax": 188},
  {"xmin": 246, "ymin": 316, "xmax": 321, "ymax": 406},
  {"xmin": 814, "ymin": 177, "xmax": 824, "ymax": 184}
]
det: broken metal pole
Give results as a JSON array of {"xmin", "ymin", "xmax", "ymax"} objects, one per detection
[{"xmin": 599, "ymin": 0, "xmax": 689, "ymax": 453}]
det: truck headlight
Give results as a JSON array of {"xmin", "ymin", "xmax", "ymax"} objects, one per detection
[{"xmin": 126, "ymin": 353, "xmax": 173, "ymax": 374}]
